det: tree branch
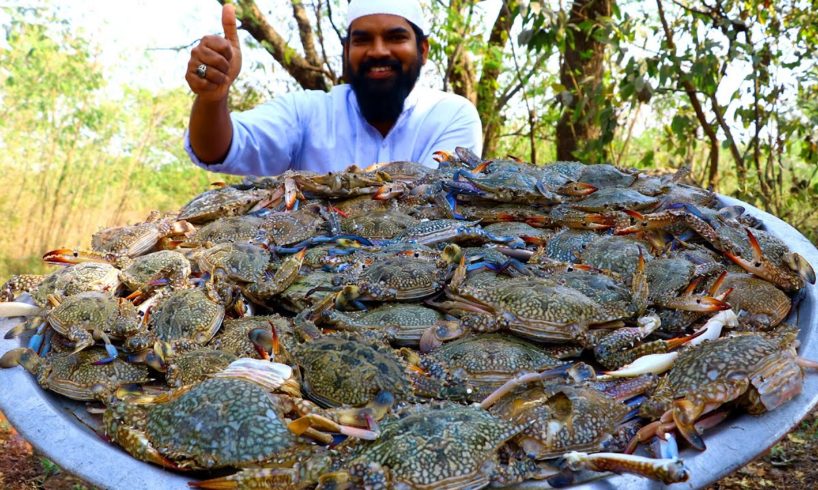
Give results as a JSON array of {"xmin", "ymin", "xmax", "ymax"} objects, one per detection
[
  {"xmin": 477, "ymin": 0, "xmax": 519, "ymax": 157},
  {"xmin": 291, "ymin": 0, "xmax": 321, "ymax": 68},
  {"xmin": 222, "ymin": 0, "xmax": 331, "ymax": 91},
  {"xmin": 656, "ymin": 0, "xmax": 721, "ymax": 188}
]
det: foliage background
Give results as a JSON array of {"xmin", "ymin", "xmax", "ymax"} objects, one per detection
[{"xmin": 1, "ymin": 0, "xmax": 816, "ymax": 284}]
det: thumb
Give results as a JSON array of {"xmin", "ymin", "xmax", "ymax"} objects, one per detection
[{"xmin": 222, "ymin": 3, "xmax": 240, "ymax": 48}]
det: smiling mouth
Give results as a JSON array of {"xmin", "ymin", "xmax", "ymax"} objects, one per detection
[{"xmin": 367, "ymin": 66, "xmax": 396, "ymax": 78}]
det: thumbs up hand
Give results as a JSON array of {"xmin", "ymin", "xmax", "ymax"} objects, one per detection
[{"xmin": 186, "ymin": 4, "xmax": 243, "ymax": 102}]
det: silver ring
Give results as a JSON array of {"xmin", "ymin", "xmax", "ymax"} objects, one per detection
[{"xmin": 196, "ymin": 63, "xmax": 208, "ymax": 79}]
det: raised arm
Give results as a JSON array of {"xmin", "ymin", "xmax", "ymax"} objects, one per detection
[{"xmin": 185, "ymin": 4, "xmax": 243, "ymax": 164}]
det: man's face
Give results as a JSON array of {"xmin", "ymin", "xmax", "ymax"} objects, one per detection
[{"xmin": 345, "ymin": 14, "xmax": 429, "ymax": 124}]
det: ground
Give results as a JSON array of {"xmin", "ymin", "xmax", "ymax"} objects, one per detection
[{"xmin": 1, "ymin": 409, "xmax": 816, "ymax": 489}]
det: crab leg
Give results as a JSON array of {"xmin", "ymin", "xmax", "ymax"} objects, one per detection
[
  {"xmin": 479, "ymin": 363, "xmax": 591, "ymax": 409},
  {"xmin": 0, "ymin": 302, "xmax": 42, "ymax": 318},
  {"xmin": 560, "ymin": 451, "xmax": 690, "ymax": 484},
  {"xmin": 288, "ymin": 414, "xmax": 378, "ymax": 441}
]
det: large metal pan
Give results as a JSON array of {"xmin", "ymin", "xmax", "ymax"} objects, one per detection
[{"xmin": 1, "ymin": 195, "xmax": 816, "ymax": 489}]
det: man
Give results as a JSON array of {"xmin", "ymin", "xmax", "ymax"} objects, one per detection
[{"xmin": 185, "ymin": 0, "xmax": 482, "ymax": 176}]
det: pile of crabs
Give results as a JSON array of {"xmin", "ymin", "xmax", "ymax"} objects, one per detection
[{"xmin": 1, "ymin": 148, "xmax": 817, "ymax": 489}]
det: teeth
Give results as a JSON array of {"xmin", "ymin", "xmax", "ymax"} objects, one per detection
[{"xmin": 370, "ymin": 66, "xmax": 392, "ymax": 73}]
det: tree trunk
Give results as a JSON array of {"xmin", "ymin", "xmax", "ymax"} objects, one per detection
[
  {"xmin": 556, "ymin": 0, "xmax": 612, "ymax": 161},
  {"xmin": 476, "ymin": 1, "xmax": 518, "ymax": 158}
]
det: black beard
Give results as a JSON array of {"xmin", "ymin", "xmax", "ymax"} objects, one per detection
[{"xmin": 348, "ymin": 55, "xmax": 422, "ymax": 125}]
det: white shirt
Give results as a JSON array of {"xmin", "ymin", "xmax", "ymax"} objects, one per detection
[{"xmin": 185, "ymin": 85, "xmax": 482, "ymax": 176}]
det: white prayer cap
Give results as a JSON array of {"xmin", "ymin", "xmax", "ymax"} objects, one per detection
[{"xmin": 347, "ymin": 0, "xmax": 427, "ymax": 35}]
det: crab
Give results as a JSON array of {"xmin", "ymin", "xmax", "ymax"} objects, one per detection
[
  {"xmin": 394, "ymin": 218, "xmax": 523, "ymax": 248},
  {"xmin": 331, "ymin": 243, "xmax": 461, "ymax": 308},
  {"xmin": 161, "ymin": 348, "xmax": 238, "ymax": 388},
  {"xmin": 44, "ymin": 291, "xmax": 147, "ymax": 361},
  {"xmin": 317, "ymin": 302, "xmax": 446, "ymax": 348},
  {"xmin": 277, "ymin": 269, "xmax": 336, "ymax": 314},
  {"xmin": 177, "ymin": 184, "xmax": 279, "ymax": 224},
  {"xmin": 241, "ymin": 248, "xmax": 308, "ymax": 304},
  {"xmin": 289, "ymin": 167, "xmax": 391, "ymax": 200},
  {"xmin": 141, "ymin": 287, "xmax": 225, "ymax": 357},
  {"xmin": 644, "ymin": 256, "xmax": 730, "ymax": 312},
  {"xmin": 444, "ymin": 159, "xmax": 566, "ymax": 205},
  {"xmin": 209, "ymin": 315, "xmax": 296, "ymax": 358},
  {"xmin": 118, "ymin": 249, "xmax": 192, "ymax": 296},
  {"xmin": 90, "ymin": 211, "xmax": 194, "ymax": 257},
  {"xmin": 0, "ymin": 347, "xmax": 151, "ymax": 402},
  {"xmin": 30, "ymin": 262, "xmax": 122, "ymax": 307},
  {"xmin": 571, "ymin": 187, "xmax": 660, "ymax": 213},
  {"xmin": 182, "ymin": 215, "xmax": 268, "ymax": 246},
  {"xmin": 190, "ymin": 242, "xmax": 306, "ymax": 304},
  {"xmin": 316, "ymin": 403, "xmax": 548, "ymax": 489},
  {"xmin": 614, "ymin": 205, "xmax": 815, "ymax": 292},
  {"xmin": 340, "ymin": 209, "xmax": 419, "ymax": 240},
  {"xmin": 572, "ymin": 163, "xmax": 639, "ymax": 189},
  {"xmin": 103, "ymin": 374, "xmax": 361, "ymax": 471},
  {"xmin": 288, "ymin": 332, "xmax": 413, "ymax": 408},
  {"xmin": 719, "ymin": 226, "xmax": 815, "ymax": 292},
  {"xmin": 411, "ymin": 333, "xmax": 568, "ymax": 402},
  {"xmin": 711, "ymin": 272, "xmax": 792, "ymax": 329},
  {"xmin": 579, "ymin": 235, "xmax": 654, "ymax": 284},
  {"xmin": 437, "ymin": 259, "xmax": 632, "ymax": 345},
  {"xmin": 485, "ymin": 382, "xmax": 644, "ymax": 460},
  {"xmin": 631, "ymin": 328, "xmax": 818, "ymax": 451},
  {"xmin": 541, "ymin": 229, "xmax": 601, "ymax": 263}
]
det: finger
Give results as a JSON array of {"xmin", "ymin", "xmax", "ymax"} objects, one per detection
[
  {"xmin": 192, "ymin": 44, "xmax": 231, "ymax": 74},
  {"xmin": 222, "ymin": 4, "xmax": 240, "ymax": 49},
  {"xmin": 187, "ymin": 60, "xmax": 229, "ymax": 86},
  {"xmin": 185, "ymin": 71, "xmax": 223, "ymax": 93},
  {"xmin": 197, "ymin": 35, "xmax": 233, "ymax": 62}
]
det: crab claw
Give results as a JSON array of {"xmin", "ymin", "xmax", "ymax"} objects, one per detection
[
  {"xmin": 92, "ymin": 342, "xmax": 120, "ymax": 365},
  {"xmin": 672, "ymin": 399, "xmax": 706, "ymax": 451},
  {"xmin": 288, "ymin": 414, "xmax": 378, "ymax": 441},
  {"xmin": 557, "ymin": 181, "xmax": 598, "ymax": 197},
  {"xmin": 479, "ymin": 364, "xmax": 578, "ymax": 409},
  {"xmin": 560, "ymin": 451, "xmax": 690, "ymax": 484},
  {"xmin": 419, "ymin": 320, "xmax": 465, "ymax": 353},
  {"xmin": 455, "ymin": 146, "xmax": 484, "ymax": 167},
  {"xmin": 283, "ymin": 177, "xmax": 301, "ymax": 210},
  {"xmin": 688, "ymin": 310, "xmax": 738, "ymax": 347},
  {"xmin": 0, "ymin": 347, "xmax": 40, "ymax": 370},
  {"xmin": 614, "ymin": 210, "xmax": 649, "ymax": 235},
  {"xmin": 602, "ymin": 352, "xmax": 679, "ymax": 378},
  {"xmin": 0, "ymin": 301, "xmax": 42, "ymax": 318},
  {"xmin": 333, "ymin": 391, "xmax": 394, "ymax": 428},
  {"xmin": 662, "ymin": 295, "xmax": 731, "ymax": 312},
  {"xmin": 786, "ymin": 252, "xmax": 816, "ymax": 285},
  {"xmin": 42, "ymin": 249, "xmax": 90, "ymax": 265},
  {"xmin": 373, "ymin": 182, "xmax": 407, "ymax": 200},
  {"xmin": 724, "ymin": 228, "xmax": 805, "ymax": 291},
  {"xmin": 433, "ymin": 150, "xmax": 455, "ymax": 164}
]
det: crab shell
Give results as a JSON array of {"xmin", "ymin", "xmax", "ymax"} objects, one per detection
[
  {"xmin": 292, "ymin": 333, "xmax": 412, "ymax": 408},
  {"xmin": 345, "ymin": 404, "xmax": 527, "ymax": 489},
  {"xmin": 640, "ymin": 332, "xmax": 805, "ymax": 421},
  {"xmin": 490, "ymin": 385, "xmax": 630, "ymax": 459},
  {"xmin": 103, "ymin": 377, "xmax": 300, "ymax": 470}
]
